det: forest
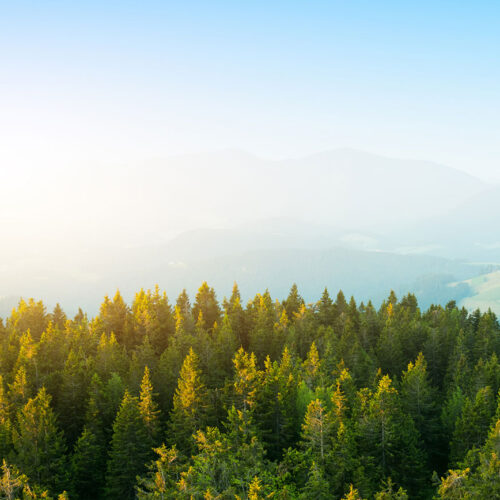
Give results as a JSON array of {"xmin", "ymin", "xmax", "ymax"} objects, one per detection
[{"xmin": 0, "ymin": 282, "xmax": 499, "ymax": 499}]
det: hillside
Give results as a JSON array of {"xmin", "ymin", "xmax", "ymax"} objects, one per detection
[{"xmin": 455, "ymin": 270, "xmax": 500, "ymax": 314}]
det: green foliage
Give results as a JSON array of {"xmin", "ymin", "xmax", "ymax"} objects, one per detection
[
  {"xmin": 105, "ymin": 391, "xmax": 151, "ymax": 500},
  {"xmin": 168, "ymin": 348, "xmax": 208, "ymax": 455},
  {"xmin": 12, "ymin": 388, "xmax": 67, "ymax": 494},
  {"xmin": 71, "ymin": 426, "xmax": 105, "ymax": 499},
  {"xmin": 0, "ymin": 283, "xmax": 499, "ymax": 498}
]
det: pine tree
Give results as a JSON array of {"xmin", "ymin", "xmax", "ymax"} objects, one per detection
[
  {"xmin": 71, "ymin": 426, "xmax": 105, "ymax": 499},
  {"xmin": 300, "ymin": 461, "xmax": 331, "ymax": 499},
  {"xmin": 450, "ymin": 385, "xmax": 496, "ymax": 464},
  {"xmin": 303, "ymin": 342, "xmax": 321, "ymax": 389},
  {"xmin": 211, "ymin": 314, "xmax": 239, "ymax": 387},
  {"xmin": 374, "ymin": 479, "xmax": 409, "ymax": 500},
  {"xmin": 283, "ymin": 284, "xmax": 304, "ymax": 321},
  {"xmin": 317, "ymin": 288, "xmax": 335, "ymax": 327},
  {"xmin": 50, "ymin": 303, "xmax": 67, "ymax": 330},
  {"xmin": 95, "ymin": 332, "xmax": 128, "ymax": 379},
  {"xmin": 72, "ymin": 376, "xmax": 108, "ymax": 499},
  {"xmin": 341, "ymin": 484, "xmax": 365, "ymax": 500},
  {"xmin": 57, "ymin": 348, "xmax": 89, "ymax": 445},
  {"xmin": 98, "ymin": 290, "xmax": 131, "ymax": 346},
  {"xmin": 136, "ymin": 444, "xmax": 179, "ymax": 499},
  {"xmin": 169, "ymin": 348, "xmax": 208, "ymax": 455},
  {"xmin": 139, "ymin": 366, "xmax": 161, "ymax": 449},
  {"xmin": 8, "ymin": 298, "xmax": 48, "ymax": 341},
  {"xmin": 105, "ymin": 390, "xmax": 151, "ymax": 500},
  {"xmin": 257, "ymin": 350, "xmax": 298, "ymax": 460},
  {"xmin": 356, "ymin": 376, "xmax": 426, "ymax": 496},
  {"xmin": 12, "ymin": 387, "xmax": 67, "ymax": 493},
  {"xmin": 0, "ymin": 459, "xmax": 28, "ymax": 499},
  {"xmin": 225, "ymin": 282, "xmax": 247, "ymax": 348},
  {"xmin": 0, "ymin": 376, "xmax": 13, "ymax": 459},
  {"xmin": 131, "ymin": 286, "xmax": 175, "ymax": 354},
  {"xmin": 175, "ymin": 290, "xmax": 195, "ymax": 334},
  {"xmin": 301, "ymin": 399, "xmax": 332, "ymax": 464},
  {"xmin": 400, "ymin": 353, "xmax": 439, "ymax": 469},
  {"xmin": 192, "ymin": 282, "xmax": 221, "ymax": 333},
  {"xmin": 232, "ymin": 347, "xmax": 260, "ymax": 414}
]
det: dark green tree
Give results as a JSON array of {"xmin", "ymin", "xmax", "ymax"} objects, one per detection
[{"xmin": 105, "ymin": 390, "xmax": 151, "ymax": 500}]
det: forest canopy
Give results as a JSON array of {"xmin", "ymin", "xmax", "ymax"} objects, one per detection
[{"xmin": 0, "ymin": 282, "xmax": 499, "ymax": 499}]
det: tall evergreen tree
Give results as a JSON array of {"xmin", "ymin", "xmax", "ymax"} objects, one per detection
[
  {"xmin": 105, "ymin": 390, "xmax": 150, "ymax": 500},
  {"xmin": 12, "ymin": 387, "xmax": 67, "ymax": 493},
  {"xmin": 400, "ymin": 353, "xmax": 440, "ymax": 469},
  {"xmin": 192, "ymin": 282, "xmax": 221, "ymax": 333},
  {"xmin": 139, "ymin": 366, "xmax": 161, "ymax": 449},
  {"xmin": 71, "ymin": 426, "xmax": 105, "ymax": 499},
  {"xmin": 168, "ymin": 348, "xmax": 208, "ymax": 455}
]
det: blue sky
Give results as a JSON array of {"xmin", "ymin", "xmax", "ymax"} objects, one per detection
[{"xmin": 1, "ymin": 1, "xmax": 499, "ymax": 178}]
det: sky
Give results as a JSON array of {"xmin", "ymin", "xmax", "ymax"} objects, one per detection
[
  {"xmin": 1, "ymin": 1, "xmax": 500, "ymax": 179},
  {"xmin": 1, "ymin": 1, "xmax": 500, "ymax": 312}
]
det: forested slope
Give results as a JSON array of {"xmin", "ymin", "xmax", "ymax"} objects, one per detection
[{"xmin": 0, "ymin": 283, "xmax": 499, "ymax": 498}]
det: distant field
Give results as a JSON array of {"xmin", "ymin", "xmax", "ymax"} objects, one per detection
[{"xmin": 458, "ymin": 270, "xmax": 500, "ymax": 314}]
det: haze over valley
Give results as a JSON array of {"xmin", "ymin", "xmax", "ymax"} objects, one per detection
[{"xmin": 2, "ymin": 148, "xmax": 498, "ymax": 316}]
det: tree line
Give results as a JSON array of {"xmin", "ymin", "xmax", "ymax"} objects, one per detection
[{"xmin": 0, "ymin": 282, "xmax": 498, "ymax": 498}]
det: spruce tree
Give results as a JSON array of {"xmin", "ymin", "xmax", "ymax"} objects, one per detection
[
  {"xmin": 192, "ymin": 282, "xmax": 221, "ymax": 333},
  {"xmin": 301, "ymin": 399, "xmax": 332, "ymax": 464},
  {"xmin": 400, "ymin": 353, "xmax": 439, "ymax": 469},
  {"xmin": 257, "ymin": 350, "xmax": 298, "ymax": 460},
  {"xmin": 0, "ymin": 376, "xmax": 12, "ymax": 459},
  {"xmin": 168, "ymin": 348, "xmax": 208, "ymax": 455},
  {"xmin": 450, "ymin": 385, "xmax": 496, "ymax": 464},
  {"xmin": 12, "ymin": 387, "xmax": 67, "ymax": 493},
  {"xmin": 71, "ymin": 426, "xmax": 104, "ymax": 499},
  {"xmin": 139, "ymin": 366, "xmax": 161, "ymax": 449},
  {"xmin": 105, "ymin": 390, "xmax": 150, "ymax": 500}
]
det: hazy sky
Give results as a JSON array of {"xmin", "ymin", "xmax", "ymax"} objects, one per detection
[{"xmin": 2, "ymin": 1, "xmax": 500, "ymax": 180}]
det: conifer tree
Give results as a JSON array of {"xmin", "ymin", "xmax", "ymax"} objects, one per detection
[
  {"xmin": 192, "ymin": 282, "xmax": 221, "ymax": 333},
  {"xmin": 356, "ymin": 376, "xmax": 426, "ymax": 496},
  {"xmin": 136, "ymin": 444, "xmax": 179, "ymax": 498},
  {"xmin": 257, "ymin": 350, "xmax": 298, "ymax": 460},
  {"xmin": 175, "ymin": 290, "xmax": 195, "ymax": 334},
  {"xmin": 105, "ymin": 390, "xmax": 150, "ymax": 500},
  {"xmin": 50, "ymin": 303, "xmax": 67, "ymax": 330},
  {"xmin": 450, "ymin": 385, "xmax": 496, "ymax": 464},
  {"xmin": 342, "ymin": 484, "xmax": 364, "ymax": 500},
  {"xmin": 139, "ymin": 366, "xmax": 161, "ymax": 448},
  {"xmin": 374, "ymin": 479, "xmax": 409, "ymax": 500},
  {"xmin": 169, "ymin": 348, "xmax": 208, "ymax": 455},
  {"xmin": 303, "ymin": 341, "xmax": 321, "ymax": 389},
  {"xmin": 283, "ymin": 283, "xmax": 304, "ymax": 320},
  {"xmin": 95, "ymin": 332, "xmax": 128, "ymax": 379},
  {"xmin": 300, "ymin": 461, "xmax": 331, "ymax": 499},
  {"xmin": 317, "ymin": 288, "xmax": 335, "ymax": 327},
  {"xmin": 12, "ymin": 387, "xmax": 67, "ymax": 493},
  {"xmin": 71, "ymin": 426, "xmax": 105, "ymax": 499},
  {"xmin": 72, "ymin": 375, "xmax": 108, "ymax": 499},
  {"xmin": 0, "ymin": 459, "xmax": 28, "ymax": 499},
  {"xmin": 98, "ymin": 290, "xmax": 131, "ymax": 345},
  {"xmin": 232, "ymin": 347, "xmax": 260, "ymax": 414},
  {"xmin": 57, "ymin": 348, "xmax": 89, "ymax": 445},
  {"xmin": 400, "ymin": 353, "xmax": 439, "ymax": 469},
  {"xmin": 211, "ymin": 314, "xmax": 239, "ymax": 387},
  {"xmin": 127, "ymin": 334, "xmax": 158, "ymax": 392},
  {"xmin": 0, "ymin": 376, "xmax": 12, "ymax": 459},
  {"xmin": 301, "ymin": 399, "xmax": 332, "ymax": 464},
  {"xmin": 8, "ymin": 298, "xmax": 48, "ymax": 341},
  {"xmin": 132, "ymin": 286, "xmax": 175, "ymax": 354},
  {"xmin": 225, "ymin": 282, "xmax": 247, "ymax": 347}
]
